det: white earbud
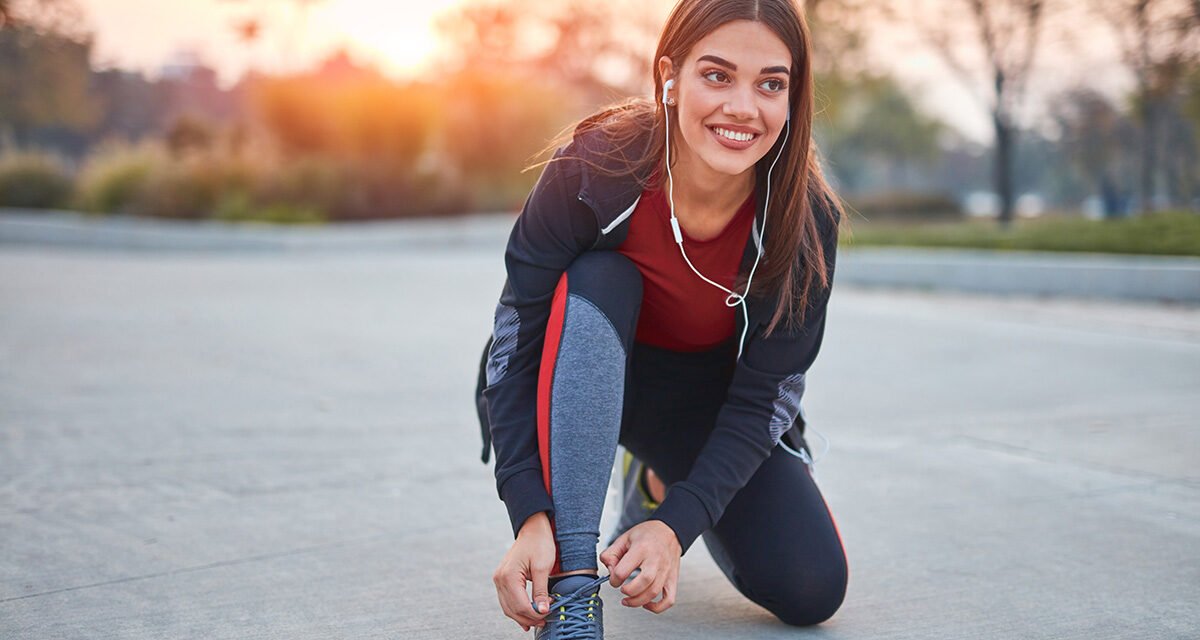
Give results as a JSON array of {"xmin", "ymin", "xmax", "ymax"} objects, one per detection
[{"xmin": 662, "ymin": 78, "xmax": 675, "ymax": 105}]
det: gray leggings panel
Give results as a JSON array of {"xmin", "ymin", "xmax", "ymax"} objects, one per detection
[
  {"xmin": 547, "ymin": 251, "xmax": 642, "ymax": 571},
  {"xmin": 551, "ymin": 294, "xmax": 626, "ymax": 570}
]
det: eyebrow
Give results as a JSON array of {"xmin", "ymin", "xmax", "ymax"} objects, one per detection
[{"xmin": 697, "ymin": 54, "xmax": 789, "ymax": 75}]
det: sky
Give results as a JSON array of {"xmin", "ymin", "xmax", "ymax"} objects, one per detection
[
  {"xmin": 75, "ymin": 0, "xmax": 1133, "ymax": 146},
  {"xmin": 78, "ymin": 0, "xmax": 460, "ymax": 80}
]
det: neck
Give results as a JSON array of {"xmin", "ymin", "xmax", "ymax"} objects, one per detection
[{"xmin": 667, "ymin": 139, "xmax": 754, "ymax": 219}]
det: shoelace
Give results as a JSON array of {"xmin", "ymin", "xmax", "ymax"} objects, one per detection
[
  {"xmin": 541, "ymin": 577, "xmax": 605, "ymax": 637},
  {"xmin": 529, "ymin": 569, "xmax": 641, "ymax": 636}
]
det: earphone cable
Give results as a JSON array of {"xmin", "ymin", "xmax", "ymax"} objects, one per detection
[{"xmin": 662, "ymin": 92, "xmax": 790, "ymax": 360}]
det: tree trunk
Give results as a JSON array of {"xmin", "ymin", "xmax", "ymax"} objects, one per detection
[
  {"xmin": 1139, "ymin": 92, "xmax": 1158, "ymax": 214},
  {"xmin": 994, "ymin": 112, "xmax": 1016, "ymax": 227}
]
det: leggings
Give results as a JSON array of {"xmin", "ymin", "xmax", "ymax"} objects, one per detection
[{"xmin": 520, "ymin": 250, "xmax": 847, "ymax": 626}]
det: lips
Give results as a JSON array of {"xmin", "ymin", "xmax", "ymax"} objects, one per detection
[{"xmin": 707, "ymin": 125, "xmax": 760, "ymax": 150}]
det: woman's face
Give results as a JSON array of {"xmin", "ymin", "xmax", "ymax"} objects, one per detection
[{"xmin": 660, "ymin": 20, "xmax": 792, "ymax": 179}]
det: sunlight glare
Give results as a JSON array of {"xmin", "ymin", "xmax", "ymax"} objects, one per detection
[{"xmin": 313, "ymin": 0, "xmax": 464, "ymax": 76}]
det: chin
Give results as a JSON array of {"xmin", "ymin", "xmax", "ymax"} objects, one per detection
[
  {"xmin": 698, "ymin": 152, "xmax": 759, "ymax": 177},
  {"xmin": 694, "ymin": 131, "xmax": 770, "ymax": 176}
]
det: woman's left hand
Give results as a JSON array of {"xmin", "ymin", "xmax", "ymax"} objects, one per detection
[{"xmin": 599, "ymin": 520, "xmax": 682, "ymax": 614}]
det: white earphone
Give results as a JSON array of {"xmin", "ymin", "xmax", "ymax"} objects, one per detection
[{"xmin": 660, "ymin": 76, "xmax": 790, "ymax": 362}]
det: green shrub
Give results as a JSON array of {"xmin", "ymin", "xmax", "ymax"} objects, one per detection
[
  {"xmin": 213, "ymin": 191, "xmax": 325, "ymax": 225},
  {"xmin": 74, "ymin": 143, "xmax": 162, "ymax": 213},
  {"xmin": 136, "ymin": 152, "xmax": 259, "ymax": 219},
  {"xmin": 255, "ymin": 202, "xmax": 325, "ymax": 225},
  {"xmin": 0, "ymin": 150, "xmax": 73, "ymax": 208},
  {"xmin": 255, "ymin": 155, "xmax": 345, "ymax": 217},
  {"xmin": 844, "ymin": 190, "xmax": 963, "ymax": 223},
  {"xmin": 846, "ymin": 210, "xmax": 1200, "ymax": 256}
]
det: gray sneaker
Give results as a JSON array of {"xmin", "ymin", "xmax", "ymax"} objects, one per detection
[
  {"xmin": 605, "ymin": 451, "xmax": 660, "ymax": 547},
  {"xmin": 532, "ymin": 574, "xmax": 607, "ymax": 639}
]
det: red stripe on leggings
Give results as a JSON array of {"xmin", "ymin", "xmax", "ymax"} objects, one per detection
[{"xmin": 538, "ymin": 273, "xmax": 570, "ymax": 577}]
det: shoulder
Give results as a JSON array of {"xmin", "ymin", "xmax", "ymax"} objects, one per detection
[{"xmin": 561, "ymin": 102, "xmax": 656, "ymax": 176}]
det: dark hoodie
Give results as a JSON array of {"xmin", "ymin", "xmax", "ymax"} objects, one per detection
[{"xmin": 475, "ymin": 119, "xmax": 841, "ymax": 555}]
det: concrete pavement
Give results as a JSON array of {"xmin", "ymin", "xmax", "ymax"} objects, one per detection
[{"xmin": 1, "ymin": 221, "xmax": 1197, "ymax": 638}]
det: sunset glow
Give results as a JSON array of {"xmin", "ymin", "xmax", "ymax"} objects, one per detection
[
  {"xmin": 297, "ymin": 0, "xmax": 457, "ymax": 76},
  {"xmin": 78, "ymin": 0, "xmax": 467, "ymax": 83}
]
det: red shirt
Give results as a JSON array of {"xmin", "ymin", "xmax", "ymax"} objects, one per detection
[{"xmin": 616, "ymin": 182, "xmax": 756, "ymax": 352}]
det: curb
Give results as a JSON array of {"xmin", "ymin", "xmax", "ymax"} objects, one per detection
[
  {"xmin": 0, "ymin": 209, "xmax": 515, "ymax": 253},
  {"xmin": 838, "ymin": 246, "xmax": 1200, "ymax": 304},
  {"xmin": 3, "ymin": 209, "xmax": 1197, "ymax": 304}
]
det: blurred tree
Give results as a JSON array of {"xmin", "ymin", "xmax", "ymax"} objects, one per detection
[
  {"xmin": 816, "ymin": 73, "xmax": 944, "ymax": 193},
  {"xmin": 0, "ymin": 0, "xmax": 97, "ymax": 151},
  {"xmin": 1178, "ymin": 63, "xmax": 1200, "ymax": 205},
  {"xmin": 251, "ymin": 53, "xmax": 437, "ymax": 169},
  {"xmin": 431, "ymin": 0, "xmax": 657, "ymax": 208},
  {"xmin": 1159, "ymin": 80, "xmax": 1199, "ymax": 207},
  {"xmin": 1093, "ymin": 0, "xmax": 1199, "ymax": 212},
  {"xmin": 1050, "ymin": 87, "xmax": 1139, "ymax": 217},
  {"xmin": 436, "ymin": 68, "xmax": 581, "ymax": 210},
  {"xmin": 249, "ymin": 52, "xmax": 449, "ymax": 218},
  {"xmin": 911, "ymin": 0, "xmax": 1047, "ymax": 227},
  {"xmin": 434, "ymin": 0, "xmax": 664, "ymax": 104},
  {"xmin": 165, "ymin": 114, "xmax": 216, "ymax": 157},
  {"xmin": 805, "ymin": 0, "xmax": 894, "ymax": 76}
]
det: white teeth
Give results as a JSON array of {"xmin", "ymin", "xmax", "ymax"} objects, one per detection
[{"xmin": 713, "ymin": 127, "xmax": 755, "ymax": 142}]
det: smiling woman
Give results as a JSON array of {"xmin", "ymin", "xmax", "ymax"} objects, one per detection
[{"xmin": 475, "ymin": 1, "xmax": 848, "ymax": 638}]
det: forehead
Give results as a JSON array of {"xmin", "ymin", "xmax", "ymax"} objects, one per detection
[{"xmin": 685, "ymin": 20, "xmax": 790, "ymax": 71}]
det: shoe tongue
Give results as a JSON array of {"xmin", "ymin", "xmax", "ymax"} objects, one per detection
[{"xmin": 552, "ymin": 574, "xmax": 599, "ymax": 596}]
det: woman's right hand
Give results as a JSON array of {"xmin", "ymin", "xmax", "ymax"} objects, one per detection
[{"xmin": 493, "ymin": 511, "xmax": 557, "ymax": 632}]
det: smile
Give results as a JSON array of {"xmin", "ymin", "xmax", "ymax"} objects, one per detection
[
  {"xmin": 707, "ymin": 125, "xmax": 759, "ymax": 150},
  {"xmin": 712, "ymin": 127, "xmax": 757, "ymax": 142}
]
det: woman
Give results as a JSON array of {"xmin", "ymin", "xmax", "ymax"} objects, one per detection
[{"xmin": 474, "ymin": 0, "xmax": 848, "ymax": 636}]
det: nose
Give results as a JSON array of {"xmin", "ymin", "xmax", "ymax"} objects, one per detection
[{"xmin": 723, "ymin": 86, "xmax": 757, "ymax": 120}]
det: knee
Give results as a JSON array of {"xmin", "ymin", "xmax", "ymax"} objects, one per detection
[
  {"xmin": 565, "ymin": 251, "xmax": 642, "ymax": 299},
  {"xmin": 563, "ymin": 251, "xmax": 642, "ymax": 337},
  {"xmin": 751, "ymin": 561, "xmax": 848, "ymax": 626}
]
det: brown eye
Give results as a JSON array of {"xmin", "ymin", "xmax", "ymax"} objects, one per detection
[{"xmin": 760, "ymin": 78, "xmax": 787, "ymax": 93}]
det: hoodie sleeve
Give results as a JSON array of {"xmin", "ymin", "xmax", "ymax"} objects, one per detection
[
  {"xmin": 648, "ymin": 194, "xmax": 842, "ymax": 554},
  {"xmin": 483, "ymin": 150, "xmax": 600, "ymax": 538}
]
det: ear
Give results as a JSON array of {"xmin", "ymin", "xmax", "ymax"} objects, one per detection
[{"xmin": 657, "ymin": 55, "xmax": 676, "ymax": 90}]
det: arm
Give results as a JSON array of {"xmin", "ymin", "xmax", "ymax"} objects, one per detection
[
  {"xmin": 483, "ymin": 149, "xmax": 599, "ymax": 538},
  {"xmin": 648, "ymin": 196, "xmax": 842, "ymax": 554}
]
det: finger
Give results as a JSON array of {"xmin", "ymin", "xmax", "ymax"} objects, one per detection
[
  {"xmin": 530, "ymin": 561, "xmax": 552, "ymax": 616},
  {"xmin": 500, "ymin": 578, "xmax": 544, "ymax": 628},
  {"xmin": 619, "ymin": 559, "xmax": 656, "ymax": 597},
  {"xmin": 625, "ymin": 573, "xmax": 667, "ymax": 608},
  {"xmin": 613, "ymin": 544, "xmax": 646, "ymax": 589},
  {"xmin": 600, "ymin": 534, "xmax": 630, "ymax": 584},
  {"xmin": 644, "ymin": 581, "xmax": 675, "ymax": 614}
]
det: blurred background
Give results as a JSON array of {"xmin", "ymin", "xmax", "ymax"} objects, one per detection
[
  {"xmin": 3, "ymin": 2, "xmax": 1199, "ymax": 637},
  {"xmin": 1, "ymin": 0, "xmax": 1198, "ymax": 254}
]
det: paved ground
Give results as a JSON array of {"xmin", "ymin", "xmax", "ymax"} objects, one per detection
[{"xmin": 1, "ymin": 229, "xmax": 1198, "ymax": 639}]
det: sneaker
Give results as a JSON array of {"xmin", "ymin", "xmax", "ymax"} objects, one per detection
[
  {"xmin": 605, "ymin": 451, "xmax": 660, "ymax": 547},
  {"xmin": 533, "ymin": 574, "xmax": 607, "ymax": 639}
]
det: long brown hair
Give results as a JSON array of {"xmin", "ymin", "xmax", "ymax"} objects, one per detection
[{"xmin": 529, "ymin": 0, "xmax": 844, "ymax": 338}]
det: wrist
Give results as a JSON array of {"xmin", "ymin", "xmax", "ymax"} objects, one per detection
[{"xmin": 518, "ymin": 511, "xmax": 551, "ymax": 537}]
